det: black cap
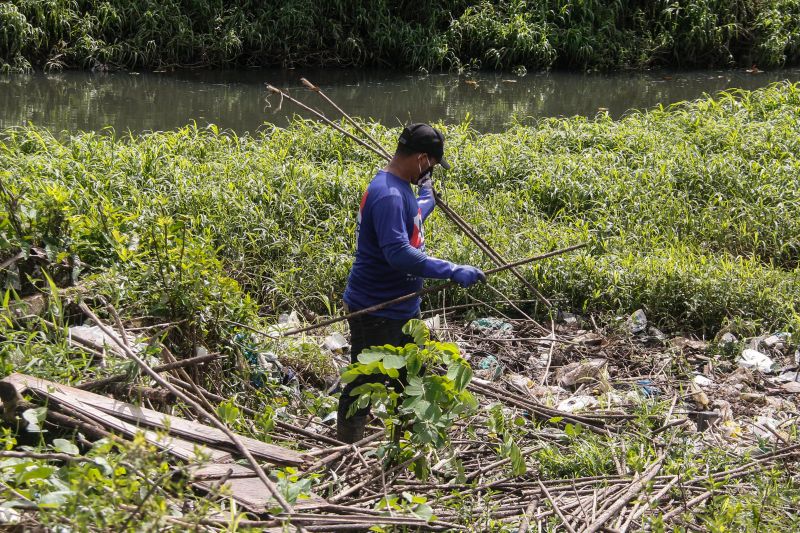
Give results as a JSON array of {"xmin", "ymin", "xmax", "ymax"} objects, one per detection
[{"xmin": 397, "ymin": 123, "xmax": 450, "ymax": 170}]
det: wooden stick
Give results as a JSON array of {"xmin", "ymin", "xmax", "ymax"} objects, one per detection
[
  {"xmin": 300, "ymin": 78, "xmax": 393, "ymax": 160},
  {"xmin": 77, "ymin": 302, "xmax": 305, "ymax": 532},
  {"xmin": 537, "ymin": 478, "xmax": 577, "ymax": 533},
  {"xmin": 277, "ymin": 243, "xmax": 587, "ymax": 337},
  {"xmin": 77, "ymin": 351, "xmax": 221, "ymax": 390},
  {"xmin": 582, "ymin": 454, "xmax": 665, "ymax": 533},
  {"xmin": 279, "ymin": 80, "xmax": 553, "ymax": 310}
]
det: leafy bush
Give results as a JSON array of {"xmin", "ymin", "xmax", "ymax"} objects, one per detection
[
  {"xmin": 2, "ymin": 83, "xmax": 800, "ymax": 337},
  {"xmin": 3, "ymin": 0, "xmax": 800, "ymax": 72},
  {"xmin": 341, "ymin": 320, "xmax": 476, "ymax": 452}
]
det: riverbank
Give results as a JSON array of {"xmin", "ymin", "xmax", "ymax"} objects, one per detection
[
  {"xmin": 2, "ymin": 82, "xmax": 799, "ymax": 336},
  {"xmin": 2, "ymin": 1, "xmax": 800, "ymax": 73}
]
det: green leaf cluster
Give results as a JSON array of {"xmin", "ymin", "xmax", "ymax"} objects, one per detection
[{"xmin": 340, "ymin": 319, "xmax": 476, "ymax": 453}]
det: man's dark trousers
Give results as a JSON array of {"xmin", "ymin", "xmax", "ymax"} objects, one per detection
[{"xmin": 336, "ymin": 313, "xmax": 413, "ymax": 443}]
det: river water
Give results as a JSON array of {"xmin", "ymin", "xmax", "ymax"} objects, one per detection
[{"xmin": 2, "ymin": 68, "xmax": 799, "ymax": 134}]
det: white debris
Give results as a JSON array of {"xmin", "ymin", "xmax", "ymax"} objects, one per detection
[
  {"xmin": 323, "ymin": 332, "xmax": 349, "ymax": 352},
  {"xmin": 557, "ymin": 358, "xmax": 607, "ymax": 387},
  {"xmin": 557, "ymin": 395, "xmax": 599, "ymax": 413},
  {"xmin": 737, "ymin": 348, "xmax": 775, "ymax": 373},
  {"xmin": 628, "ymin": 309, "xmax": 647, "ymax": 334},
  {"xmin": 693, "ymin": 374, "xmax": 714, "ymax": 387}
]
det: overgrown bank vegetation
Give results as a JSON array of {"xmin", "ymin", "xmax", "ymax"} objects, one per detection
[
  {"xmin": 2, "ymin": 81, "xmax": 800, "ymax": 532},
  {"xmin": 2, "ymin": 0, "xmax": 800, "ymax": 73},
  {"xmin": 2, "ymin": 82, "xmax": 800, "ymax": 337}
]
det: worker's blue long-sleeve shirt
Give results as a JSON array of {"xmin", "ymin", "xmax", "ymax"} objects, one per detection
[{"xmin": 343, "ymin": 170, "xmax": 454, "ymax": 319}]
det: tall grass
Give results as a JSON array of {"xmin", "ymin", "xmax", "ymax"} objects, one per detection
[
  {"xmin": 2, "ymin": 1, "xmax": 800, "ymax": 73},
  {"xmin": 2, "ymin": 83, "xmax": 800, "ymax": 336}
]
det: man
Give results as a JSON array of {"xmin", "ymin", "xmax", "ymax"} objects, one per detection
[{"xmin": 337, "ymin": 123, "xmax": 485, "ymax": 443}]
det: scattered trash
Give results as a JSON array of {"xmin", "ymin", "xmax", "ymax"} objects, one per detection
[
  {"xmin": 507, "ymin": 373, "xmax": 537, "ymax": 392},
  {"xmin": 321, "ymin": 411, "xmax": 337, "ymax": 425},
  {"xmin": 670, "ymin": 337, "xmax": 709, "ymax": 351},
  {"xmin": 557, "ymin": 359, "xmax": 607, "ymax": 388},
  {"xmin": 693, "ymin": 374, "xmax": 714, "ymax": 387},
  {"xmin": 688, "ymin": 381, "xmax": 710, "ymax": 408},
  {"xmin": 637, "ymin": 379, "xmax": 661, "ymax": 398},
  {"xmin": 424, "ymin": 314, "xmax": 441, "ymax": 332},
  {"xmin": 718, "ymin": 332, "xmax": 738, "ymax": 345},
  {"xmin": 773, "ymin": 370, "xmax": 800, "ymax": 383},
  {"xmin": 737, "ymin": 349, "xmax": 776, "ymax": 373},
  {"xmin": 647, "ymin": 327, "xmax": 667, "ymax": 341},
  {"xmin": 556, "ymin": 395, "xmax": 599, "ymax": 413},
  {"xmin": 574, "ymin": 332, "xmax": 604, "ymax": 346},
  {"xmin": 740, "ymin": 392, "xmax": 767, "ymax": 405},
  {"xmin": 628, "ymin": 309, "xmax": 647, "ymax": 334},
  {"xmin": 781, "ymin": 382, "xmax": 800, "ymax": 394},
  {"xmin": 235, "ymin": 333, "xmax": 283, "ymax": 388},
  {"xmin": 558, "ymin": 311, "xmax": 579, "ymax": 326},
  {"xmin": 470, "ymin": 317, "xmax": 513, "ymax": 333},
  {"xmin": 0, "ymin": 507, "xmax": 21, "ymax": 525},
  {"xmin": 752, "ymin": 416, "xmax": 788, "ymax": 442},
  {"xmin": 475, "ymin": 354, "xmax": 504, "ymax": 381},
  {"xmin": 763, "ymin": 332, "xmax": 791, "ymax": 352},
  {"xmin": 323, "ymin": 332, "xmax": 349, "ymax": 353}
]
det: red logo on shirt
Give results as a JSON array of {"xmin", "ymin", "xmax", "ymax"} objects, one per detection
[
  {"xmin": 410, "ymin": 208, "xmax": 424, "ymax": 248},
  {"xmin": 355, "ymin": 190, "xmax": 368, "ymax": 250}
]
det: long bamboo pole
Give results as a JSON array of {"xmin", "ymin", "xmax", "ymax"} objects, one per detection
[
  {"xmin": 289, "ymin": 79, "xmax": 553, "ymax": 308},
  {"xmin": 278, "ymin": 243, "xmax": 586, "ymax": 337}
]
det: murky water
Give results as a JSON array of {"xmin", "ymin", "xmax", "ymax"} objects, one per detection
[{"xmin": 2, "ymin": 67, "xmax": 799, "ymax": 134}]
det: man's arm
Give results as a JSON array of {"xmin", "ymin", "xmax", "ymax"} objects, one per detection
[
  {"xmin": 371, "ymin": 195, "xmax": 484, "ymax": 287},
  {"xmin": 417, "ymin": 182, "xmax": 436, "ymax": 222}
]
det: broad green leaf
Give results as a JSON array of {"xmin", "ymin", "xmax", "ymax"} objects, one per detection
[
  {"xmin": 52, "ymin": 439, "xmax": 79, "ymax": 456},
  {"xmin": 404, "ymin": 376, "xmax": 424, "ymax": 397},
  {"xmin": 382, "ymin": 352, "xmax": 406, "ymax": 370},
  {"xmin": 402, "ymin": 319, "xmax": 430, "ymax": 346},
  {"xmin": 18, "ymin": 465, "xmax": 55, "ymax": 483},
  {"xmin": 357, "ymin": 350, "xmax": 385, "ymax": 364}
]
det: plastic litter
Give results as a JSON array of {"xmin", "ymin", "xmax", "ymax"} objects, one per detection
[
  {"xmin": 424, "ymin": 314, "xmax": 441, "ymax": 332},
  {"xmin": 558, "ymin": 311, "xmax": 579, "ymax": 326},
  {"xmin": 648, "ymin": 327, "xmax": 667, "ymax": 341},
  {"xmin": 470, "ymin": 317, "xmax": 513, "ymax": 333},
  {"xmin": 774, "ymin": 371, "xmax": 800, "ymax": 383},
  {"xmin": 781, "ymin": 382, "xmax": 800, "ymax": 394},
  {"xmin": 752, "ymin": 415, "xmax": 788, "ymax": 442},
  {"xmin": 628, "ymin": 309, "xmax": 647, "ymax": 334},
  {"xmin": 323, "ymin": 332, "xmax": 349, "ymax": 353},
  {"xmin": 557, "ymin": 359, "xmax": 607, "ymax": 387},
  {"xmin": 476, "ymin": 354, "xmax": 504, "ymax": 381},
  {"xmin": 670, "ymin": 337, "xmax": 709, "ymax": 351},
  {"xmin": 574, "ymin": 332, "xmax": 604, "ymax": 346},
  {"xmin": 737, "ymin": 349, "xmax": 776, "ymax": 373},
  {"xmin": 763, "ymin": 332, "xmax": 791, "ymax": 351},
  {"xmin": 69, "ymin": 324, "xmax": 142, "ymax": 356},
  {"xmin": 693, "ymin": 374, "xmax": 714, "ymax": 387},
  {"xmin": 235, "ymin": 333, "xmax": 283, "ymax": 388},
  {"xmin": 556, "ymin": 395, "xmax": 599, "ymax": 413},
  {"xmin": 321, "ymin": 411, "xmax": 337, "ymax": 425},
  {"xmin": 637, "ymin": 379, "xmax": 661, "ymax": 398}
]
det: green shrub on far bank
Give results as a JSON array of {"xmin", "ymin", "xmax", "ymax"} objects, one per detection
[
  {"xmin": 2, "ymin": 1, "xmax": 800, "ymax": 73},
  {"xmin": 2, "ymin": 83, "xmax": 800, "ymax": 336}
]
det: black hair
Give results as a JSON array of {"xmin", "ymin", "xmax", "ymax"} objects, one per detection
[{"xmin": 395, "ymin": 143, "xmax": 418, "ymax": 157}]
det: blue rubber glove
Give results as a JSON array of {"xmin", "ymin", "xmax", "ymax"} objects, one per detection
[{"xmin": 451, "ymin": 265, "xmax": 486, "ymax": 288}]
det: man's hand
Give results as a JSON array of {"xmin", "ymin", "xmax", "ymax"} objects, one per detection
[
  {"xmin": 417, "ymin": 173, "xmax": 433, "ymax": 191},
  {"xmin": 451, "ymin": 265, "xmax": 486, "ymax": 288}
]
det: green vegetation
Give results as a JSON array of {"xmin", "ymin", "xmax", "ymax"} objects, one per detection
[
  {"xmin": 3, "ymin": 82, "xmax": 800, "ymax": 339},
  {"xmin": 2, "ymin": 0, "xmax": 800, "ymax": 73},
  {"xmin": 2, "ymin": 82, "xmax": 800, "ymax": 532},
  {"xmin": 342, "ymin": 320, "xmax": 476, "ymax": 459}
]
